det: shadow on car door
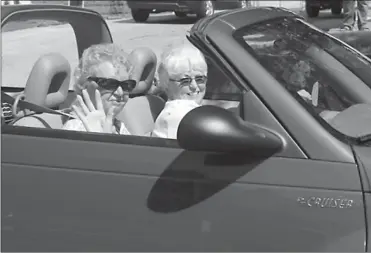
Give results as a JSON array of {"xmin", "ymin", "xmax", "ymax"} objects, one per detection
[{"xmin": 1, "ymin": 126, "xmax": 366, "ymax": 251}]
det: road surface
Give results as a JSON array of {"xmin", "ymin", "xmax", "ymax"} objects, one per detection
[{"xmin": 2, "ymin": 10, "xmax": 371, "ymax": 89}]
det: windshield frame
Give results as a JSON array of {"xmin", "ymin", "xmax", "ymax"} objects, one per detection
[{"xmin": 232, "ymin": 16, "xmax": 371, "ymax": 146}]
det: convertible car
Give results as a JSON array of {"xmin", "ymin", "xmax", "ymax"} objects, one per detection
[{"xmin": 2, "ymin": 4, "xmax": 371, "ymax": 252}]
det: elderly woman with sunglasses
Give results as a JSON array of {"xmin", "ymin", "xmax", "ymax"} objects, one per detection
[
  {"xmin": 152, "ymin": 43, "xmax": 208, "ymax": 139},
  {"xmin": 63, "ymin": 43, "xmax": 136, "ymax": 134}
]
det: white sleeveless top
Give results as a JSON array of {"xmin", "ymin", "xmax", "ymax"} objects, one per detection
[{"xmin": 152, "ymin": 99, "xmax": 200, "ymax": 139}]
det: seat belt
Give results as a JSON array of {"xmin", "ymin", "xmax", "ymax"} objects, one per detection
[{"xmin": 1, "ymin": 91, "xmax": 76, "ymax": 119}]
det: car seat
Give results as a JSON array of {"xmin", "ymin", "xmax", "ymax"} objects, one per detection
[
  {"xmin": 116, "ymin": 47, "xmax": 165, "ymax": 136},
  {"xmin": 12, "ymin": 53, "xmax": 71, "ymax": 128},
  {"xmin": 24, "ymin": 53, "xmax": 70, "ymax": 109}
]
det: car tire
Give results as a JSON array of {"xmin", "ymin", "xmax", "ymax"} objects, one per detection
[
  {"xmin": 131, "ymin": 9, "xmax": 150, "ymax": 23},
  {"xmin": 196, "ymin": 0, "xmax": 215, "ymax": 19},
  {"xmin": 174, "ymin": 11, "xmax": 187, "ymax": 18},
  {"xmin": 331, "ymin": 5, "xmax": 342, "ymax": 15},
  {"xmin": 305, "ymin": 5, "xmax": 320, "ymax": 17}
]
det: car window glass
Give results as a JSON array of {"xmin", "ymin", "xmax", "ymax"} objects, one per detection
[
  {"xmin": 205, "ymin": 57, "xmax": 242, "ymax": 96},
  {"xmin": 236, "ymin": 17, "xmax": 371, "ymax": 138},
  {"xmin": 202, "ymin": 56, "xmax": 242, "ymax": 111},
  {"xmin": 2, "ymin": 19, "xmax": 79, "ymax": 89}
]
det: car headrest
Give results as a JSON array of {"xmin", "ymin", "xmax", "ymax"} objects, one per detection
[
  {"xmin": 128, "ymin": 47, "xmax": 157, "ymax": 95},
  {"xmin": 24, "ymin": 53, "xmax": 71, "ymax": 108}
]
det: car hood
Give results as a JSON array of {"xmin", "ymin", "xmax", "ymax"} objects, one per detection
[{"xmin": 353, "ymin": 145, "xmax": 371, "ymax": 193}]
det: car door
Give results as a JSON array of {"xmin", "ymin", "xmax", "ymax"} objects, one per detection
[{"xmin": 2, "ymin": 58, "xmax": 366, "ymax": 252}]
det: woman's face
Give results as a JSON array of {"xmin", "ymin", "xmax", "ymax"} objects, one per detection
[
  {"xmin": 166, "ymin": 69, "xmax": 207, "ymax": 105},
  {"xmin": 91, "ymin": 61, "xmax": 130, "ymax": 114},
  {"xmin": 284, "ymin": 60, "xmax": 312, "ymax": 90}
]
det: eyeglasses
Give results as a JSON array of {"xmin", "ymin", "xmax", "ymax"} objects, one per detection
[
  {"xmin": 87, "ymin": 77, "xmax": 136, "ymax": 92},
  {"xmin": 169, "ymin": 75, "xmax": 207, "ymax": 86}
]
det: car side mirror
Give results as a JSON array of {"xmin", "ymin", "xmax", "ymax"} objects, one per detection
[{"xmin": 177, "ymin": 105, "xmax": 283, "ymax": 155}]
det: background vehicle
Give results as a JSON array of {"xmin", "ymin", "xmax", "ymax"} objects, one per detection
[
  {"xmin": 127, "ymin": 0, "xmax": 248, "ymax": 22},
  {"xmin": 2, "ymin": 4, "xmax": 371, "ymax": 252},
  {"xmin": 305, "ymin": 0, "xmax": 343, "ymax": 17},
  {"xmin": 1, "ymin": 0, "xmax": 31, "ymax": 5}
]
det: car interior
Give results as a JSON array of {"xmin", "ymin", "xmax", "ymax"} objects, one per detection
[
  {"xmin": 7, "ymin": 47, "xmax": 164, "ymax": 133},
  {"xmin": 2, "ymin": 44, "xmax": 242, "ymax": 138}
]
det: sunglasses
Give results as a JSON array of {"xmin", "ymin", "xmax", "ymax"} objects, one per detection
[
  {"xmin": 87, "ymin": 77, "xmax": 137, "ymax": 93},
  {"xmin": 169, "ymin": 75, "xmax": 207, "ymax": 86}
]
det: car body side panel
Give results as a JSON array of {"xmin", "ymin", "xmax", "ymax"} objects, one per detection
[
  {"xmin": 1, "ymin": 132, "xmax": 362, "ymax": 191},
  {"xmin": 2, "ymin": 162, "xmax": 366, "ymax": 251},
  {"xmin": 1, "ymin": 131, "xmax": 366, "ymax": 251}
]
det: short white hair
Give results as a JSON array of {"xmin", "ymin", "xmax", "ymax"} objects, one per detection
[{"xmin": 157, "ymin": 43, "xmax": 207, "ymax": 93}]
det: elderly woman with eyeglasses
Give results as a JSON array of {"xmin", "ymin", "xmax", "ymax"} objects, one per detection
[
  {"xmin": 63, "ymin": 43, "xmax": 135, "ymax": 134},
  {"xmin": 152, "ymin": 43, "xmax": 208, "ymax": 139}
]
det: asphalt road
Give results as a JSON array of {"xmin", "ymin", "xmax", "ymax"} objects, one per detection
[{"xmin": 2, "ymin": 10, "xmax": 370, "ymax": 89}]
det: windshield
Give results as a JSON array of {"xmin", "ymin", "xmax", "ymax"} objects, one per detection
[{"xmin": 235, "ymin": 17, "xmax": 371, "ymax": 142}]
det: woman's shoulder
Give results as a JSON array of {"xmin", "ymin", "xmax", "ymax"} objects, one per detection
[
  {"xmin": 159, "ymin": 99, "xmax": 199, "ymax": 122},
  {"xmin": 164, "ymin": 99, "xmax": 200, "ymax": 110}
]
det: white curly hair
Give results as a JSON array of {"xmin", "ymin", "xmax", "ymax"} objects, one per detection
[
  {"xmin": 157, "ymin": 42, "xmax": 207, "ymax": 95},
  {"xmin": 73, "ymin": 43, "xmax": 133, "ymax": 94}
]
